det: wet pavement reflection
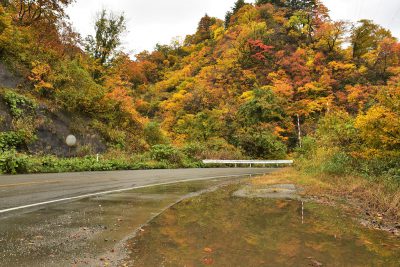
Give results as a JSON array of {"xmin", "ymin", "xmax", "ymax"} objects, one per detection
[
  {"xmin": 0, "ymin": 178, "xmax": 236, "ymax": 267},
  {"xmin": 123, "ymin": 183, "xmax": 400, "ymax": 267}
]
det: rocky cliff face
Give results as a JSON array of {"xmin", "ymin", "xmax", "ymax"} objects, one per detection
[
  {"xmin": 0, "ymin": 63, "xmax": 21, "ymax": 88},
  {"xmin": 27, "ymin": 107, "xmax": 107, "ymax": 157}
]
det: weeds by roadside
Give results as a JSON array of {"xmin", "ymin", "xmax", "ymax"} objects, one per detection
[{"xmin": 0, "ymin": 145, "xmax": 203, "ymax": 174}]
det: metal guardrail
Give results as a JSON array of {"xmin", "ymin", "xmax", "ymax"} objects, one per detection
[{"xmin": 202, "ymin": 160, "xmax": 294, "ymax": 167}]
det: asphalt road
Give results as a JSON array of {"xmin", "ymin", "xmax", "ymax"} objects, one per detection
[{"xmin": 0, "ymin": 168, "xmax": 274, "ymax": 213}]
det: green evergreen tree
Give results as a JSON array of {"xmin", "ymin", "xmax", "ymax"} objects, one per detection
[
  {"xmin": 286, "ymin": 0, "xmax": 316, "ymax": 10},
  {"xmin": 255, "ymin": 0, "xmax": 285, "ymax": 6},
  {"xmin": 225, "ymin": 0, "xmax": 246, "ymax": 28}
]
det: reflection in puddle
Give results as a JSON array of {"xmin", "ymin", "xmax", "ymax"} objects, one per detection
[
  {"xmin": 124, "ymin": 184, "xmax": 400, "ymax": 267},
  {"xmin": 0, "ymin": 178, "xmax": 234, "ymax": 267}
]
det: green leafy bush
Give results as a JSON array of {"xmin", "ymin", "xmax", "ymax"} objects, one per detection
[
  {"xmin": 235, "ymin": 128, "xmax": 287, "ymax": 159},
  {"xmin": 357, "ymin": 156, "xmax": 400, "ymax": 181},
  {"xmin": 144, "ymin": 122, "xmax": 169, "ymax": 146},
  {"xmin": 294, "ymin": 136, "xmax": 317, "ymax": 159},
  {"xmin": 0, "ymin": 152, "xmax": 202, "ymax": 174},
  {"xmin": 296, "ymin": 111, "xmax": 400, "ymax": 185},
  {"xmin": 54, "ymin": 61, "xmax": 105, "ymax": 114},
  {"xmin": 150, "ymin": 144, "xmax": 183, "ymax": 164},
  {"xmin": 320, "ymin": 151, "xmax": 353, "ymax": 175},
  {"xmin": 386, "ymin": 168, "xmax": 400, "ymax": 185},
  {"xmin": 316, "ymin": 111, "xmax": 358, "ymax": 150},
  {"xmin": 0, "ymin": 131, "xmax": 26, "ymax": 151},
  {"xmin": 181, "ymin": 142, "xmax": 204, "ymax": 159},
  {"xmin": 182, "ymin": 139, "xmax": 243, "ymax": 160},
  {"xmin": 0, "ymin": 150, "xmax": 29, "ymax": 174},
  {"xmin": 2, "ymin": 90, "xmax": 38, "ymax": 118}
]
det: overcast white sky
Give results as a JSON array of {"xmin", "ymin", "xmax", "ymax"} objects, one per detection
[{"xmin": 66, "ymin": 0, "xmax": 400, "ymax": 54}]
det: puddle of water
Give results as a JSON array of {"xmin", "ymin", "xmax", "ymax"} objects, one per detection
[
  {"xmin": 0, "ymin": 178, "xmax": 236, "ymax": 267},
  {"xmin": 123, "ymin": 184, "xmax": 400, "ymax": 267}
]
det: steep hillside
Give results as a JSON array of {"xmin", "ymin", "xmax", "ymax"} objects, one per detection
[
  {"xmin": 0, "ymin": 67, "xmax": 107, "ymax": 156},
  {"xmin": 0, "ymin": 2, "xmax": 147, "ymax": 157},
  {"xmin": 134, "ymin": 1, "xmax": 400, "ymax": 163},
  {"xmin": 0, "ymin": 1, "xmax": 400, "ymax": 180}
]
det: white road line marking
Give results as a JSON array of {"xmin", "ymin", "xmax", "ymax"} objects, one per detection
[{"xmin": 0, "ymin": 172, "xmax": 266, "ymax": 214}]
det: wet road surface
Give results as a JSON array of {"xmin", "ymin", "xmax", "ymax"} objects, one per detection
[
  {"xmin": 0, "ymin": 174, "xmax": 255, "ymax": 266},
  {"xmin": 0, "ymin": 168, "xmax": 273, "ymax": 214}
]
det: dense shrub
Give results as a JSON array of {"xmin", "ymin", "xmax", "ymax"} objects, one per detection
[
  {"xmin": 386, "ymin": 168, "xmax": 400, "ymax": 185},
  {"xmin": 294, "ymin": 136, "xmax": 316, "ymax": 159},
  {"xmin": 235, "ymin": 128, "xmax": 287, "ymax": 159},
  {"xmin": 144, "ymin": 122, "xmax": 169, "ymax": 146},
  {"xmin": 0, "ymin": 131, "xmax": 26, "ymax": 151},
  {"xmin": 150, "ymin": 144, "xmax": 183, "ymax": 164},
  {"xmin": 296, "ymin": 111, "xmax": 400, "ymax": 185},
  {"xmin": 0, "ymin": 152, "xmax": 202, "ymax": 174},
  {"xmin": 0, "ymin": 150, "xmax": 29, "ymax": 174},
  {"xmin": 182, "ymin": 138, "xmax": 243, "ymax": 160},
  {"xmin": 54, "ymin": 61, "xmax": 105, "ymax": 114},
  {"xmin": 316, "ymin": 111, "xmax": 358, "ymax": 150},
  {"xmin": 320, "ymin": 151, "xmax": 353, "ymax": 175}
]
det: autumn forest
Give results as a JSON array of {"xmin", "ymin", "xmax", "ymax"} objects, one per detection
[{"xmin": 0, "ymin": 0, "xmax": 399, "ymax": 186}]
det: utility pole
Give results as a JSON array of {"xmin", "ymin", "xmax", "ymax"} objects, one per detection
[{"xmin": 297, "ymin": 114, "xmax": 302, "ymax": 148}]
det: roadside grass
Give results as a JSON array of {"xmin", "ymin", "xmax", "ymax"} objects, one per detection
[
  {"xmin": 251, "ymin": 168, "xmax": 328, "ymax": 188},
  {"xmin": 253, "ymin": 168, "xmax": 400, "ymax": 231},
  {"xmin": 0, "ymin": 151, "xmax": 203, "ymax": 175}
]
